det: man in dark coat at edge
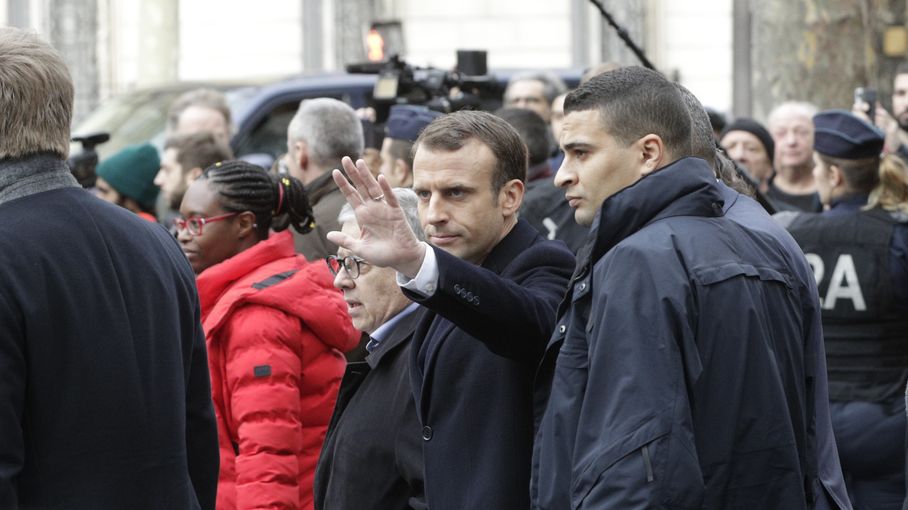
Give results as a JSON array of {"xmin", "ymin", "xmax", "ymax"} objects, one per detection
[
  {"xmin": 0, "ymin": 28, "xmax": 219, "ymax": 509},
  {"xmin": 327, "ymin": 111, "xmax": 575, "ymax": 509},
  {"xmin": 677, "ymin": 85, "xmax": 852, "ymax": 510},
  {"xmin": 531, "ymin": 66, "xmax": 834, "ymax": 509}
]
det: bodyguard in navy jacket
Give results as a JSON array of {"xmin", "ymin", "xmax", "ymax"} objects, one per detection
[
  {"xmin": 0, "ymin": 28, "xmax": 218, "ymax": 510},
  {"xmin": 533, "ymin": 67, "xmax": 829, "ymax": 509},
  {"xmin": 328, "ymin": 111, "xmax": 574, "ymax": 509}
]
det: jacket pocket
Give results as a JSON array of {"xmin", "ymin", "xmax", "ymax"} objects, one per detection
[
  {"xmin": 693, "ymin": 262, "xmax": 792, "ymax": 288},
  {"xmin": 571, "ymin": 414, "xmax": 704, "ymax": 509}
]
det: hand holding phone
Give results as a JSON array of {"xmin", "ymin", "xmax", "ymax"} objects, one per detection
[{"xmin": 854, "ymin": 87, "xmax": 877, "ymax": 124}]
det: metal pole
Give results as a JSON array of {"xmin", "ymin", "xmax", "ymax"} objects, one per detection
[
  {"xmin": 7, "ymin": 0, "xmax": 29, "ymax": 27},
  {"xmin": 732, "ymin": 0, "xmax": 752, "ymax": 117},
  {"xmin": 303, "ymin": 0, "xmax": 324, "ymax": 72},
  {"xmin": 571, "ymin": 0, "xmax": 589, "ymax": 68}
]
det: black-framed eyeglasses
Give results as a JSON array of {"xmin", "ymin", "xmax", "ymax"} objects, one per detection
[
  {"xmin": 173, "ymin": 212, "xmax": 239, "ymax": 236},
  {"xmin": 325, "ymin": 255, "xmax": 369, "ymax": 279}
]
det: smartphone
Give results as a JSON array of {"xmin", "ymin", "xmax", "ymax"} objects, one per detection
[{"xmin": 854, "ymin": 87, "xmax": 877, "ymax": 123}]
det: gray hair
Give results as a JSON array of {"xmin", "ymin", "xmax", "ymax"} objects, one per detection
[
  {"xmin": 505, "ymin": 72, "xmax": 567, "ymax": 104},
  {"xmin": 767, "ymin": 101, "xmax": 818, "ymax": 131},
  {"xmin": 337, "ymin": 188, "xmax": 425, "ymax": 242},
  {"xmin": 0, "ymin": 28, "xmax": 73, "ymax": 159},
  {"xmin": 288, "ymin": 98, "xmax": 364, "ymax": 170},
  {"xmin": 166, "ymin": 88, "xmax": 232, "ymax": 133}
]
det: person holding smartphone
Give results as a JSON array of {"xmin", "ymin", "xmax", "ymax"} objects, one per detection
[{"xmin": 852, "ymin": 62, "xmax": 908, "ymax": 161}]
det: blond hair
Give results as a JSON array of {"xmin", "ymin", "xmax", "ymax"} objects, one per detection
[
  {"xmin": 866, "ymin": 154, "xmax": 908, "ymax": 214},
  {"xmin": 0, "ymin": 28, "xmax": 73, "ymax": 159}
]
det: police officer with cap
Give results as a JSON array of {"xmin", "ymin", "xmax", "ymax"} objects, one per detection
[
  {"xmin": 378, "ymin": 105, "xmax": 441, "ymax": 188},
  {"xmin": 778, "ymin": 109, "xmax": 908, "ymax": 510}
]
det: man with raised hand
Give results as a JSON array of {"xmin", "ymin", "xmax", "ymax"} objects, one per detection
[{"xmin": 328, "ymin": 110, "xmax": 574, "ymax": 510}]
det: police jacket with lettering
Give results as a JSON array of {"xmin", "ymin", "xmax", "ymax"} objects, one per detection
[
  {"xmin": 532, "ymin": 158, "xmax": 820, "ymax": 509},
  {"xmin": 786, "ymin": 195, "xmax": 908, "ymax": 403}
]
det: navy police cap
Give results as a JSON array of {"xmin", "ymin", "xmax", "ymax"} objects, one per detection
[
  {"xmin": 813, "ymin": 109, "xmax": 884, "ymax": 160},
  {"xmin": 386, "ymin": 105, "xmax": 442, "ymax": 142}
]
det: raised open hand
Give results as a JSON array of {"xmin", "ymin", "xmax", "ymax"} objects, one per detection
[{"xmin": 327, "ymin": 156, "xmax": 426, "ymax": 278}]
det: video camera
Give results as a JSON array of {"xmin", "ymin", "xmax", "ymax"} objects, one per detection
[
  {"xmin": 66, "ymin": 132, "xmax": 109, "ymax": 188},
  {"xmin": 348, "ymin": 50, "xmax": 501, "ymax": 122}
]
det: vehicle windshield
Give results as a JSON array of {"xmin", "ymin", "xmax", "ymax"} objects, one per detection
[{"xmin": 72, "ymin": 85, "xmax": 257, "ymax": 160}]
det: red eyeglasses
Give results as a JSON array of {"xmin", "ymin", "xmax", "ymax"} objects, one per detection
[{"xmin": 173, "ymin": 212, "xmax": 239, "ymax": 236}]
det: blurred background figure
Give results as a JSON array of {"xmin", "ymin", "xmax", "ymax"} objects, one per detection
[
  {"xmin": 720, "ymin": 117, "xmax": 776, "ymax": 193},
  {"xmin": 167, "ymin": 88, "xmax": 233, "ymax": 147},
  {"xmin": 707, "ymin": 107, "xmax": 728, "ymax": 140},
  {"xmin": 95, "ymin": 142, "xmax": 161, "ymax": 222},
  {"xmin": 379, "ymin": 105, "xmax": 441, "ymax": 188},
  {"xmin": 496, "ymin": 107, "xmax": 588, "ymax": 253},
  {"xmin": 156, "ymin": 132, "xmax": 234, "ymax": 230},
  {"xmin": 779, "ymin": 110, "xmax": 908, "ymax": 510},
  {"xmin": 285, "ymin": 98, "xmax": 364, "ymax": 261},
  {"xmin": 504, "ymin": 71, "xmax": 567, "ymax": 123},
  {"xmin": 314, "ymin": 188, "xmax": 427, "ymax": 510},
  {"xmin": 0, "ymin": 27, "xmax": 218, "ymax": 510},
  {"xmin": 177, "ymin": 160, "xmax": 358, "ymax": 510},
  {"xmin": 360, "ymin": 116, "xmax": 385, "ymax": 179},
  {"xmin": 768, "ymin": 101, "xmax": 823, "ymax": 212}
]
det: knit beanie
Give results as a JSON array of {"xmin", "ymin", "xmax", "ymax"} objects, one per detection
[
  {"xmin": 720, "ymin": 117, "xmax": 775, "ymax": 164},
  {"xmin": 96, "ymin": 143, "xmax": 161, "ymax": 210}
]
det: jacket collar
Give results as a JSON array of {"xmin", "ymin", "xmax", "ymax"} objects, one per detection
[
  {"xmin": 480, "ymin": 218, "xmax": 543, "ymax": 274},
  {"xmin": 197, "ymin": 230, "xmax": 297, "ymax": 318},
  {"xmin": 365, "ymin": 305, "xmax": 423, "ymax": 369},
  {"xmin": 587, "ymin": 157, "xmax": 725, "ymax": 264},
  {"xmin": 0, "ymin": 153, "xmax": 79, "ymax": 206}
]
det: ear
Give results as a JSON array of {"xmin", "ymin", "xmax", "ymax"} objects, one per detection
[
  {"xmin": 637, "ymin": 134, "xmax": 667, "ymax": 176},
  {"xmin": 235, "ymin": 211, "xmax": 257, "ymax": 239},
  {"xmin": 498, "ymin": 179, "xmax": 525, "ymax": 217},
  {"xmin": 828, "ymin": 164, "xmax": 845, "ymax": 188},
  {"xmin": 185, "ymin": 167, "xmax": 203, "ymax": 187},
  {"xmin": 391, "ymin": 159, "xmax": 412, "ymax": 187},
  {"xmin": 295, "ymin": 140, "xmax": 309, "ymax": 170}
]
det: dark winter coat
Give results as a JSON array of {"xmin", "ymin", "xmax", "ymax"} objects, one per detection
[
  {"xmin": 532, "ymin": 158, "xmax": 823, "ymax": 509},
  {"xmin": 314, "ymin": 308, "xmax": 426, "ymax": 510},
  {"xmin": 0, "ymin": 155, "xmax": 219, "ymax": 509},
  {"xmin": 405, "ymin": 219, "xmax": 574, "ymax": 510}
]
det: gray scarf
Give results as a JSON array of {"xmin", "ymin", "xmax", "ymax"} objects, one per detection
[{"xmin": 0, "ymin": 153, "xmax": 80, "ymax": 206}]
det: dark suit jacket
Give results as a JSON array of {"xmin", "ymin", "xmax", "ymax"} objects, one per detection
[
  {"xmin": 0, "ymin": 184, "xmax": 219, "ymax": 509},
  {"xmin": 404, "ymin": 219, "xmax": 574, "ymax": 510},
  {"xmin": 314, "ymin": 308, "xmax": 426, "ymax": 510}
]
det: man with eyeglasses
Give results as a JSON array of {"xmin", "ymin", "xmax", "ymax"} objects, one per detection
[
  {"xmin": 315, "ymin": 188, "xmax": 426, "ymax": 510},
  {"xmin": 328, "ymin": 111, "xmax": 575, "ymax": 510}
]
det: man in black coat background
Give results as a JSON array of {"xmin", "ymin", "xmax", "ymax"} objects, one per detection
[
  {"xmin": 328, "ymin": 111, "xmax": 574, "ymax": 509},
  {"xmin": 0, "ymin": 28, "xmax": 219, "ymax": 509}
]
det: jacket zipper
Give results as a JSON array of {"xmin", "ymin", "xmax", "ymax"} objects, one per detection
[{"xmin": 642, "ymin": 444, "xmax": 655, "ymax": 482}]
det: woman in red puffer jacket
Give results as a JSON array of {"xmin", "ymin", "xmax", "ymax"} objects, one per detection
[{"xmin": 176, "ymin": 161, "xmax": 358, "ymax": 510}]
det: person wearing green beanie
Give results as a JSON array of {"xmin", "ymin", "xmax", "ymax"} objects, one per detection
[{"xmin": 96, "ymin": 143, "xmax": 161, "ymax": 222}]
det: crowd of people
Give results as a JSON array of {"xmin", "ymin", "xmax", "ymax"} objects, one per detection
[{"xmin": 2, "ymin": 25, "xmax": 908, "ymax": 510}]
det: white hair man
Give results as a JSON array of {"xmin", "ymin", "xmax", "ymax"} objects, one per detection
[{"xmin": 767, "ymin": 101, "xmax": 822, "ymax": 212}]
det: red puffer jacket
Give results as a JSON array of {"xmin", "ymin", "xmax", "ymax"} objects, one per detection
[{"xmin": 197, "ymin": 230, "xmax": 358, "ymax": 510}]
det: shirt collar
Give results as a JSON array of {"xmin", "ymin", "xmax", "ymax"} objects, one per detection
[{"xmin": 369, "ymin": 302, "xmax": 420, "ymax": 346}]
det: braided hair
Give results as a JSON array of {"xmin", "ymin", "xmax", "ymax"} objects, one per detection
[{"xmin": 199, "ymin": 160, "xmax": 316, "ymax": 239}]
